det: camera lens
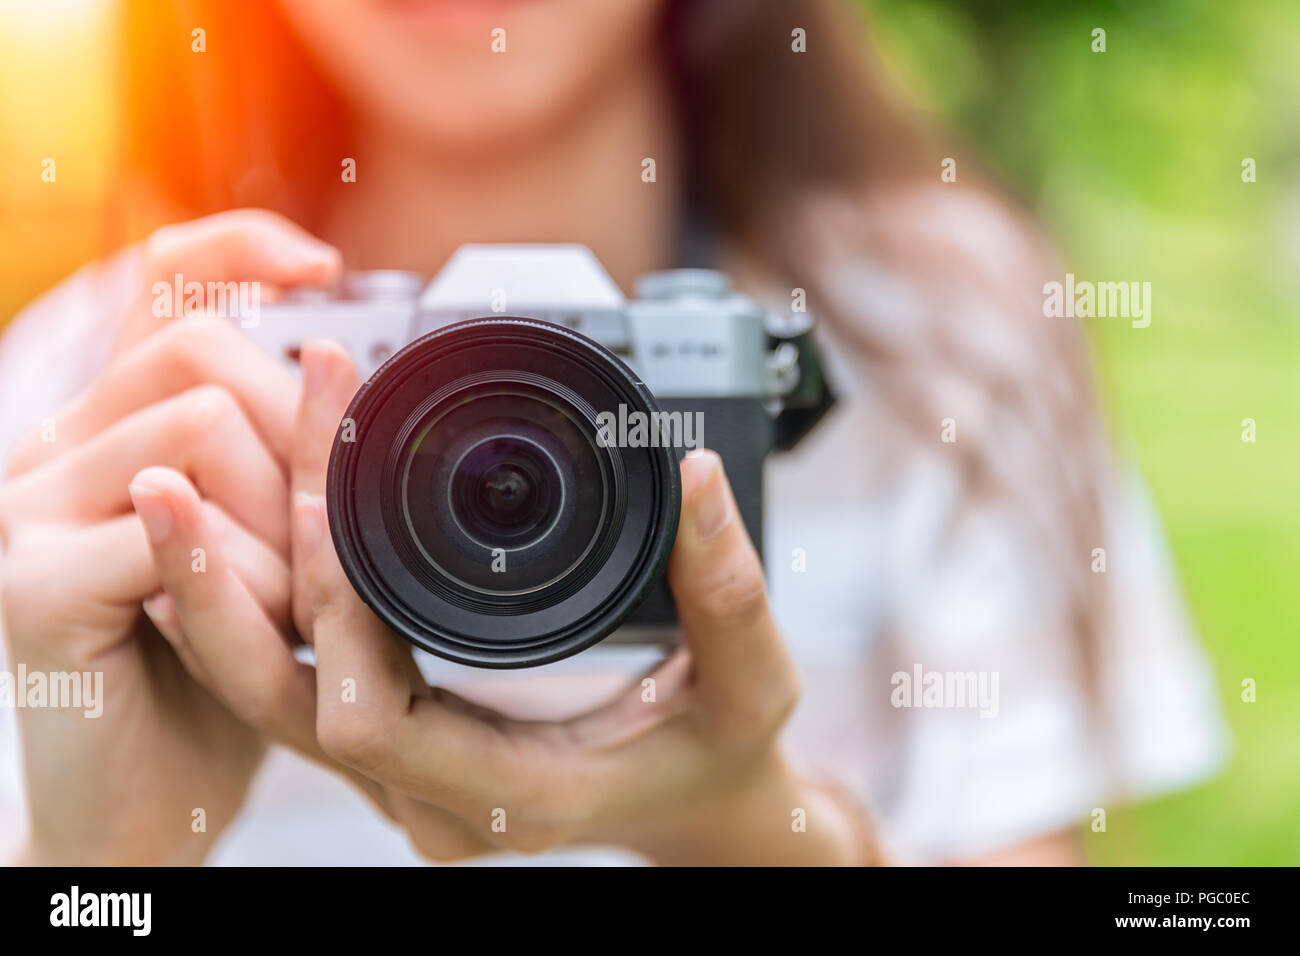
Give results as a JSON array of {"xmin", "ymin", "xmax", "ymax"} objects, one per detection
[
  {"xmin": 327, "ymin": 318, "xmax": 680, "ymax": 668},
  {"xmin": 455, "ymin": 440, "xmax": 553, "ymax": 543},
  {"xmin": 397, "ymin": 392, "xmax": 607, "ymax": 598}
]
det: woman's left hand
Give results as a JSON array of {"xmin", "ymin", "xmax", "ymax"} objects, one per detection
[{"xmin": 139, "ymin": 340, "xmax": 873, "ymax": 864}]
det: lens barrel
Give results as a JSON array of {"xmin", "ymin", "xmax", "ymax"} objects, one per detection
[{"xmin": 327, "ymin": 318, "xmax": 681, "ymax": 668}]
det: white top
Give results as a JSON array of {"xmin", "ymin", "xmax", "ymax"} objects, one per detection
[{"xmin": 0, "ymin": 248, "xmax": 1228, "ymax": 865}]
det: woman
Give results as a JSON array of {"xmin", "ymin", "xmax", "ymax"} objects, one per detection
[{"xmin": 0, "ymin": 0, "xmax": 1226, "ymax": 865}]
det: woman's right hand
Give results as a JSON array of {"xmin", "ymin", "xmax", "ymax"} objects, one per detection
[{"xmin": 0, "ymin": 210, "xmax": 339, "ymax": 864}]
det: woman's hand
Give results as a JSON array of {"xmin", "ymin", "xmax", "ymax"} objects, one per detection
[
  {"xmin": 111, "ymin": 207, "xmax": 340, "ymax": 356},
  {"xmin": 139, "ymin": 341, "xmax": 877, "ymax": 864},
  {"xmin": 0, "ymin": 210, "xmax": 340, "ymax": 865}
]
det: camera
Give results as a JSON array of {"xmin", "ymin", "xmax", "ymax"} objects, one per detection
[{"xmin": 247, "ymin": 245, "xmax": 832, "ymax": 667}]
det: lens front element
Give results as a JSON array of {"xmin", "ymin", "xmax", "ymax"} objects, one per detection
[{"xmin": 453, "ymin": 436, "xmax": 558, "ymax": 547}]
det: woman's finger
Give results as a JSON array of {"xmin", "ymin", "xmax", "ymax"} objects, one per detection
[
  {"xmin": 128, "ymin": 466, "xmax": 316, "ymax": 747},
  {"xmin": 129, "ymin": 467, "xmax": 293, "ymax": 630},
  {"xmin": 0, "ymin": 385, "xmax": 290, "ymax": 554},
  {"xmin": 0, "ymin": 517, "xmax": 158, "ymax": 659},
  {"xmin": 289, "ymin": 338, "xmax": 356, "ymax": 497},
  {"xmin": 128, "ymin": 467, "xmax": 403, "ymax": 818},
  {"xmin": 8, "ymin": 316, "xmax": 298, "ymax": 478},
  {"xmin": 388, "ymin": 792, "xmax": 500, "ymax": 863},
  {"xmin": 288, "ymin": 339, "xmax": 357, "ymax": 641},
  {"xmin": 115, "ymin": 208, "xmax": 341, "ymax": 353},
  {"xmin": 562, "ymin": 648, "xmax": 695, "ymax": 748},
  {"xmin": 291, "ymin": 343, "xmax": 541, "ymax": 819},
  {"xmin": 290, "ymin": 341, "xmax": 414, "ymax": 726},
  {"xmin": 665, "ymin": 450, "xmax": 799, "ymax": 737},
  {"xmin": 140, "ymin": 591, "xmax": 222, "ymax": 696},
  {"xmin": 297, "ymin": 493, "xmax": 550, "ymax": 821},
  {"xmin": 2, "ymin": 495, "xmax": 284, "ymax": 663}
]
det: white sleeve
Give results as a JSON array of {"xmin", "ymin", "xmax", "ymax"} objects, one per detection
[
  {"xmin": 0, "ymin": 252, "xmax": 134, "ymax": 468},
  {"xmin": 0, "ymin": 253, "xmax": 132, "ymax": 860},
  {"xmin": 1096, "ymin": 471, "xmax": 1229, "ymax": 800},
  {"xmin": 869, "ymin": 456, "xmax": 1228, "ymax": 863}
]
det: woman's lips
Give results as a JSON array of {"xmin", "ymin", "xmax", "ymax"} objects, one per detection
[{"xmin": 379, "ymin": 0, "xmax": 538, "ymax": 23}]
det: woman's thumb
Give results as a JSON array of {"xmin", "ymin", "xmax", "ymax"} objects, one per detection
[{"xmin": 666, "ymin": 451, "xmax": 791, "ymax": 707}]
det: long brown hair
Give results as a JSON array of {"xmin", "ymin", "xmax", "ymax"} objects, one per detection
[{"xmin": 119, "ymin": 0, "xmax": 1109, "ymax": 698}]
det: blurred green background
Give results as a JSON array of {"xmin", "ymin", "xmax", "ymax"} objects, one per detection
[{"xmin": 865, "ymin": 0, "xmax": 1300, "ymax": 863}]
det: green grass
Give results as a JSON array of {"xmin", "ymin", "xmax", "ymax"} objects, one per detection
[{"xmin": 1087, "ymin": 317, "xmax": 1300, "ymax": 865}]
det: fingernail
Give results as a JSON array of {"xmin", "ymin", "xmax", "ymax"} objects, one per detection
[
  {"xmin": 142, "ymin": 591, "xmax": 177, "ymax": 625},
  {"xmin": 285, "ymin": 237, "xmax": 340, "ymax": 268},
  {"xmin": 692, "ymin": 460, "xmax": 731, "ymax": 540},
  {"xmin": 128, "ymin": 483, "xmax": 173, "ymax": 543},
  {"xmin": 294, "ymin": 492, "xmax": 326, "ymax": 558},
  {"xmin": 143, "ymin": 592, "xmax": 181, "ymax": 644},
  {"xmin": 300, "ymin": 341, "xmax": 329, "ymax": 397}
]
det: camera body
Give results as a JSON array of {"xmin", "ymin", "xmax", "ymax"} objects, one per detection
[{"xmin": 245, "ymin": 245, "xmax": 831, "ymax": 666}]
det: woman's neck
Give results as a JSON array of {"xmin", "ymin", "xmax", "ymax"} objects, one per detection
[{"xmin": 320, "ymin": 55, "xmax": 681, "ymax": 294}]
